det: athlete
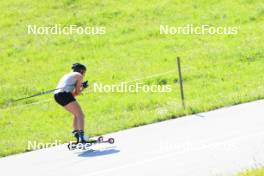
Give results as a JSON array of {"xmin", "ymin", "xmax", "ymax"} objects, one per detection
[{"xmin": 54, "ymin": 63, "xmax": 89, "ymax": 143}]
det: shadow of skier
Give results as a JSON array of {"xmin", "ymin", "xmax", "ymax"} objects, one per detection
[{"xmin": 78, "ymin": 146, "xmax": 120, "ymax": 157}]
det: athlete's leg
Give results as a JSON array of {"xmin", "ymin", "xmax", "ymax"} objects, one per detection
[
  {"xmin": 64, "ymin": 101, "xmax": 85, "ymax": 131},
  {"xmin": 73, "ymin": 116, "xmax": 78, "ymax": 130}
]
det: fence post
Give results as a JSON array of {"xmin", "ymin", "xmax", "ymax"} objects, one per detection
[{"xmin": 177, "ymin": 57, "xmax": 185, "ymax": 109}]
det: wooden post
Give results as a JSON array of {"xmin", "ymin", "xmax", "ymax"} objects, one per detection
[{"xmin": 177, "ymin": 57, "xmax": 185, "ymax": 109}]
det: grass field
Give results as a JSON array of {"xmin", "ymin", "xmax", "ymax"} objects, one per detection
[
  {"xmin": 239, "ymin": 167, "xmax": 264, "ymax": 176},
  {"xmin": 0, "ymin": 0, "xmax": 264, "ymax": 156}
]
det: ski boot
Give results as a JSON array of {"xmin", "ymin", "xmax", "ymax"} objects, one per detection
[{"xmin": 78, "ymin": 130, "xmax": 89, "ymax": 143}]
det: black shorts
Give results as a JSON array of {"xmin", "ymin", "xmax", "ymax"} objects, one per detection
[{"xmin": 54, "ymin": 92, "xmax": 76, "ymax": 106}]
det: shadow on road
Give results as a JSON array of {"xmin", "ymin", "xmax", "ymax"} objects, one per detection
[{"xmin": 78, "ymin": 147, "xmax": 120, "ymax": 157}]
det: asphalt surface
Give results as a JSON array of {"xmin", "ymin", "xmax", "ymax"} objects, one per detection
[{"xmin": 1, "ymin": 100, "xmax": 264, "ymax": 176}]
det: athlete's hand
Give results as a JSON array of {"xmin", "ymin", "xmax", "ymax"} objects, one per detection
[{"xmin": 82, "ymin": 81, "xmax": 89, "ymax": 88}]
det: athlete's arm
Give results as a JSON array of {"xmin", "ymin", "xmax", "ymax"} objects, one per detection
[{"xmin": 72, "ymin": 74, "xmax": 83, "ymax": 96}]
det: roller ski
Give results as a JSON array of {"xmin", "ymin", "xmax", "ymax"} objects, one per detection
[{"xmin": 67, "ymin": 130, "xmax": 115, "ymax": 150}]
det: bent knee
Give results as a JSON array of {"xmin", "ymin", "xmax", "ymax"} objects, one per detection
[{"xmin": 75, "ymin": 112, "xmax": 85, "ymax": 119}]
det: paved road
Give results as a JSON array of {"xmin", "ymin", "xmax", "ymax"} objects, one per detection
[{"xmin": 1, "ymin": 100, "xmax": 264, "ymax": 176}]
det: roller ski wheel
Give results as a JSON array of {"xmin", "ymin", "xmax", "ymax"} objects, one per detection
[
  {"xmin": 67, "ymin": 142, "xmax": 74, "ymax": 150},
  {"xmin": 108, "ymin": 138, "xmax": 115, "ymax": 144},
  {"xmin": 97, "ymin": 136, "xmax": 104, "ymax": 142},
  {"xmin": 96, "ymin": 136, "xmax": 115, "ymax": 144}
]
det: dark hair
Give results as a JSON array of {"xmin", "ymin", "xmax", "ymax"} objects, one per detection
[{"xmin": 72, "ymin": 63, "xmax": 86, "ymax": 74}]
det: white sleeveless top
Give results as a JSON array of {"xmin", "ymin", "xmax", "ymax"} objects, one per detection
[{"xmin": 54, "ymin": 72, "xmax": 80, "ymax": 94}]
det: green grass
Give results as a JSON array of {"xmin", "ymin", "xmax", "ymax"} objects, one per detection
[
  {"xmin": 238, "ymin": 167, "xmax": 264, "ymax": 176},
  {"xmin": 0, "ymin": 0, "xmax": 264, "ymax": 156}
]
